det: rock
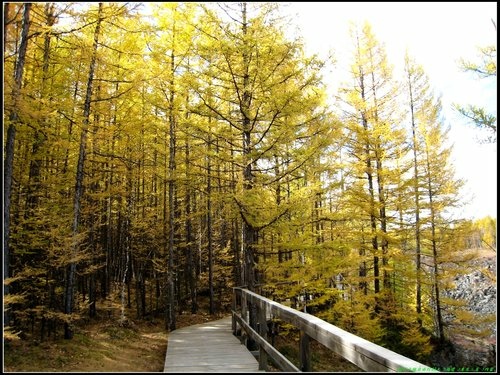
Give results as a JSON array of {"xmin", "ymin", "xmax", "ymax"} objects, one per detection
[{"xmin": 436, "ymin": 253, "xmax": 496, "ymax": 368}]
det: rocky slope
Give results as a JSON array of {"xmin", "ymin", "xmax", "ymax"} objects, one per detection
[{"xmin": 433, "ymin": 249, "xmax": 496, "ymax": 368}]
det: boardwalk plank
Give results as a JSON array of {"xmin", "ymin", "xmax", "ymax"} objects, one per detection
[{"xmin": 164, "ymin": 316, "xmax": 262, "ymax": 373}]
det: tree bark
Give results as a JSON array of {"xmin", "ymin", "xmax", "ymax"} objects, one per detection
[
  {"xmin": 26, "ymin": 3, "xmax": 56, "ymax": 210},
  {"xmin": 3, "ymin": 3, "xmax": 10, "ymax": 48},
  {"xmin": 207, "ymin": 119, "xmax": 215, "ymax": 315},
  {"xmin": 4, "ymin": 2, "xmax": 31, "ymax": 328},
  {"xmin": 166, "ymin": 46, "xmax": 177, "ymax": 331},
  {"xmin": 240, "ymin": 1, "xmax": 258, "ymax": 293},
  {"xmin": 185, "ymin": 130, "xmax": 198, "ymax": 314},
  {"xmin": 406, "ymin": 57, "xmax": 423, "ymax": 325},
  {"xmin": 64, "ymin": 2, "xmax": 102, "ymax": 339},
  {"xmin": 426, "ymin": 150, "xmax": 445, "ymax": 343},
  {"xmin": 358, "ymin": 61, "xmax": 373, "ymax": 295}
]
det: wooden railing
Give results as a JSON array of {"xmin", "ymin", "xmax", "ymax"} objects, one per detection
[{"xmin": 232, "ymin": 287, "xmax": 438, "ymax": 372}]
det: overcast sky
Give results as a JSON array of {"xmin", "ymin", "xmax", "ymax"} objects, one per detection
[{"xmin": 283, "ymin": 2, "xmax": 497, "ymax": 220}]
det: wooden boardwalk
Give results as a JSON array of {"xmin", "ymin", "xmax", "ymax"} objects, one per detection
[{"xmin": 164, "ymin": 316, "xmax": 262, "ymax": 373}]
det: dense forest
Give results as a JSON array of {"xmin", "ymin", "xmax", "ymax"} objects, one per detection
[{"xmin": 3, "ymin": 2, "xmax": 496, "ymax": 368}]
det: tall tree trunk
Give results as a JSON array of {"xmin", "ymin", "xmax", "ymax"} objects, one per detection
[
  {"xmin": 3, "ymin": 3, "xmax": 10, "ymax": 48},
  {"xmin": 166, "ymin": 46, "xmax": 177, "ymax": 331},
  {"xmin": 180, "ymin": 86, "xmax": 197, "ymax": 313},
  {"xmin": 431, "ymin": 224, "xmax": 444, "ymax": 343},
  {"xmin": 230, "ymin": 132, "xmax": 242, "ymax": 286},
  {"xmin": 184, "ymin": 129, "xmax": 198, "ymax": 314},
  {"xmin": 426, "ymin": 151, "xmax": 445, "ymax": 343},
  {"xmin": 26, "ymin": 3, "xmax": 56, "ymax": 210},
  {"xmin": 4, "ymin": 2, "xmax": 31, "ymax": 328},
  {"xmin": 240, "ymin": 2, "xmax": 259, "ymax": 351},
  {"xmin": 369, "ymin": 61, "xmax": 390, "ymax": 293},
  {"xmin": 376, "ymin": 155, "xmax": 390, "ymax": 290},
  {"xmin": 64, "ymin": 2, "xmax": 102, "ymax": 339},
  {"xmin": 358, "ymin": 63, "xmax": 373, "ymax": 295},
  {"xmin": 119, "ymin": 161, "xmax": 133, "ymax": 323},
  {"xmin": 240, "ymin": 2, "xmax": 257, "ymax": 293},
  {"xmin": 87, "ymin": 81, "xmax": 102, "ymax": 320},
  {"xmin": 406, "ymin": 62, "xmax": 423, "ymax": 325},
  {"xmin": 274, "ymin": 156, "xmax": 284, "ymax": 264},
  {"xmin": 207, "ymin": 119, "xmax": 215, "ymax": 314}
]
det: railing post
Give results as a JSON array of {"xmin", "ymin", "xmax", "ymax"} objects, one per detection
[
  {"xmin": 258, "ymin": 302, "xmax": 268, "ymax": 371},
  {"xmin": 299, "ymin": 331, "xmax": 311, "ymax": 372},
  {"xmin": 248, "ymin": 297, "xmax": 258, "ymax": 351},
  {"xmin": 241, "ymin": 290, "xmax": 248, "ymax": 346},
  {"xmin": 232, "ymin": 288, "xmax": 237, "ymax": 334}
]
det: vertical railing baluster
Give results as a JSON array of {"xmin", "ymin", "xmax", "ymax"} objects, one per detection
[
  {"xmin": 241, "ymin": 290, "xmax": 248, "ymax": 346},
  {"xmin": 258, "ymin": 301, "xmax": 268, "ymax": 371},
  {"xmin": 300, "ymin": 331, "xmax": 311, "ymax": 372},
  {"xmin": 232, "ymin": 288, "xmax": 237, "ymax": 334}
]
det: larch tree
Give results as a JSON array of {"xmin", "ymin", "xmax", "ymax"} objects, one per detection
[
  {"xmin": 186, "ymin": 2, "xmax": 334, "ymax": 343},
  {"xmin": 339, "ymin": 21, "xmax": 404, "ymax": 300},
  {"xmin": 403, "ymin": 52, "xmax": 431, "ymax": 326},
  {"xmin": 148, "ymin": 1, "xmax": 199, "ymax": 330},
  {"xmin": 333, "ymin": 23, "xmax": 436, "ymax": 356},
  {"xmin": 4, "ymin": 1, "xmax": 31, "ymax": 333},
  {"xmin": 193, "ymin": 2, "xmax": 331, "ymax": 291},
  {"xmin": 417, "ymin": 97, "xmax": 465, "ymax": 343},
  {"xmin": 64, "ymin": 2, "xmax": 103, "ymax": 340}
]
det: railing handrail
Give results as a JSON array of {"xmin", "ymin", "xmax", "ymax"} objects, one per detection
[{"xmin": 232, "ymin": 287, "xmax": 439, "ymax": 372}]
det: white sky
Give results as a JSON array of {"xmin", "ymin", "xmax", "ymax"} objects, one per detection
[{"xmin": 284, "ymin": 1, "xmax": 497, "ymax": 220}]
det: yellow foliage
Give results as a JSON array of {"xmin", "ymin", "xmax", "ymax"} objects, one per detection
[
  {"xmin": 4, "ymin": 293, "xmax": 27, "ymax": 306},
  {"xmin": 329, "ymin": 294, "xmax": 385, "ymax": 344},
  {"xmin": 401, "ymin": 325, "xmax": 433, "ymax": 359},
  {"xmin": 453, "ymin": 309, "xmax": 475, "ymax": 324},
  {"xmin": 3, "ymin": 326, "xmax": 22, "ymax": 342}
]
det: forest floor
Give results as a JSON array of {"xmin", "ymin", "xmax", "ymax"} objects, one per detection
[
  {"xmin": 3, "ymin": 308, "xmax": 224, "ymax": 372},
  {"xmin": 4, "ymin": 306, "xmax": 360, "ymax": 372}
]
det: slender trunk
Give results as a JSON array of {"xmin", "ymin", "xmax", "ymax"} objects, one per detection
[
  {"xmin": 120, "ymin": 161, "xmax": 133, "ymax": 322},
  {"xmin": 240, "ymin": 2, "xmax": 257, "ymax": 293},
  {"xmin": 240, "ymin": 3, "xmax": 259, "ymax": 351},
  {"xmin": 65, "ymin": 2, "xmax": 102, "ymax": 339},
  {"xmin": 425, "ymin": 149, "xmax": 445, "ymax": 342},
  {"xmin": 89, "ymin": 273, "xmax": 96, "ymax": 318},
  {"xmin": 370, "ymin": 113, "xmax": 390, "ymax": 294},
  {"xmin": 275, "ymin": 156, "xmax": 284, "ymax": 264},
  {"xmin": 366, "ymin": 149, "xmax": 378, "ymax": 296},
  {"xmin": 120, "ymin": 239, "xmax": 130, "ymax": 322},
  {"xmin": 4, "ymin": 2, "xmax": 31, "ymax": 328},
  {"xmin": 207, "ymin": 119, "xmax": 215, "ymax": 314},
  {"xmin": 431, "ymin": 220, "xmax": 444, "ymax": 342},
  {"xmin": 376, "ymin": 154, "xmax": 390, "ymax": 290},
  {"xmin": 27, "ymin": 3, "xmax": 55, "ymax": 210},
  {"xmin": 63, "ymin": 58, "xmax": 83, "ymax": 176},
  {"xmin": 184, "ymin": 95, "xmax": 197, "ymax": 313},
  {"xmin": 167, "ymin": 46, "xmax": 177, "ymax": 331},
  {"xmin": 87, "ymin": 80, "xmax": 102, "ymax": 319},
  {"xmin": 230, "ymin": 135, "xmax": 242, "ymax": 286},
  {"xmin": 407, "ymin": 67, "xmax": 423, "ymax": 325},
  {"xmin": 3, "ymin": 3, "xmax": 10, "ymax": 48},
  {"xmin": 358, "ymin": 62, "xmax": 374, "ymax": 295},
  {"xmin": 186, "ymin": 175, "xmax": 197, "ymax": 314},
  {"xmin": 162, "ymin": 138, "xmax": 169, "ymax": 325}
]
